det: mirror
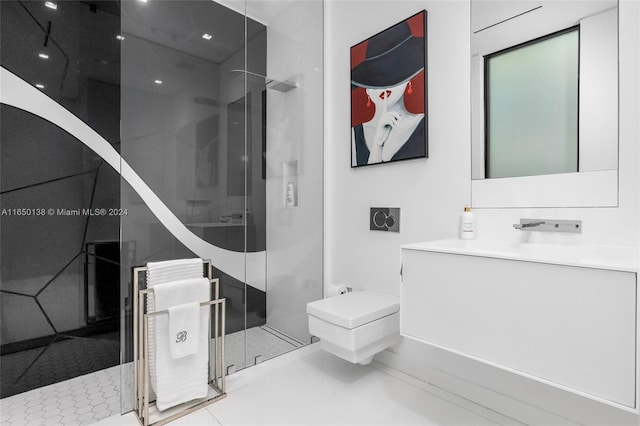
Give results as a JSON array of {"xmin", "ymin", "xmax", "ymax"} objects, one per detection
[{"xmin": 471, "ymin": 1, "xmax": 619, "ymax": 208}]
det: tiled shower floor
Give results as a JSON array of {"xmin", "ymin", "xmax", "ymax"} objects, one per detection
[
  {"xmin": 1, "ymin": 333, "xmax": 120, "ymax": 399},
  {"xmin": 0, "ymin": 326, "xmax": 300, "ymax": 426},
  {"xmin": 223, "ymin": 325, "xmax": 301, "ymax": 371},
  {"xmin": 0, "ymin": 364, "xmax": 121, "ymax": 426}
]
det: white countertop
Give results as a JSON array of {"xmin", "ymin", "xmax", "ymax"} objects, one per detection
[{"xmin": 402, "ymin": 238, "xmax": 639, "ymax": 273}]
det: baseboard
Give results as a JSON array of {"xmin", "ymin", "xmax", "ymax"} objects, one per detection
[
  {"xmin": 374, "ymin": 347, "xmax": 577, "ymax": 426},
  {"xmin": 369, "ymin": 357, "xmax": 526, "ymax": 426},
  {"xmin": 375, "ymin": 342, "xmax": 640, "ymax": 426}
]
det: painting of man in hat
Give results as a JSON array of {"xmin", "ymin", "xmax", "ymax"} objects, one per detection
[{"xmin": 351, "ymin": 11, "xmax": 428, "ymax": 167}]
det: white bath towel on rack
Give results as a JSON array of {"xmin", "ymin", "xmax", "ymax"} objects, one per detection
[
  {"xmin": 147, "ymin": 258, "xmax": 204, "ymax": 283},
  {"xmin": 168, "ymin": 302, "xmax": 201, "ymax": 359},
  {"xmin": 153, "ymin": 277, "xmax": 210, "ymax": 411},
  {"xmin": 146, "ymin": 259, "xmax": 204, "ymax": 398}
]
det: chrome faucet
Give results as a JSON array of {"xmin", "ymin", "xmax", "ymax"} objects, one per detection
[
  {"xmin": 513, "ymin": 219, "xmax": 582, "ymax": 233},
  {"xmin": 513, "ymin": 220, "xmax": 545, "ymax": 230}
]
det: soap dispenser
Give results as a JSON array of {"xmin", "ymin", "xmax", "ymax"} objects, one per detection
[{"xmin": 459, "ymin": 206, "xmax": 476, "ymax": 240}]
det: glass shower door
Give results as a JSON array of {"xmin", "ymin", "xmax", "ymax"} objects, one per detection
[
  {"xmin": 119, "ymin": 0, "xmax": 254, "ymax": 412},
  {"xmin": 118, "ymin": 0, "xmax": 323, "ymax": 413},
  {"xmin": 244, "ymin": 0, "xmax": 324, "ymax": 367}
]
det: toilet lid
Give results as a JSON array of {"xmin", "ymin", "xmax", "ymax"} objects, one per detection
[{"xmin": 306, "ymin": 291, "xmax": 399, "ymax": 329}]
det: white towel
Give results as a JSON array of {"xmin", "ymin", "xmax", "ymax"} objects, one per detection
[
  {"xmin": 144, "ymin": 258, "xmax": 205, "ymax": 409},
  {"xmin": 147, "ymin": 258, "xmax": 204, "ymax": 284},
  {"xmin": 168, "ymin": 302, "xmax": 200, "ymax": 359},
  {"xmin": 152, "ymin": 277, "xmax": 210, "ymax": 411}
]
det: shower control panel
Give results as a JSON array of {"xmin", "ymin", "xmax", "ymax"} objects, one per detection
[{"xmin": 370, "ymin": 207, "xmax": 400, "ymax": 232}]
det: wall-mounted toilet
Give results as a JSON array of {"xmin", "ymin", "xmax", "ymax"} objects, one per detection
[{"xmin": 307, "ymin": 291, "xmax": 400, "ymax": 365}]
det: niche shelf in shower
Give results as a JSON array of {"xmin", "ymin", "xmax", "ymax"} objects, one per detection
[{"xmin": 283, "ymin": 161, "xmax": 298, "ymax": 208}]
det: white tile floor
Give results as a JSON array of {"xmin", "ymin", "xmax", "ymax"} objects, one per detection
[
  {"xmin": 0, "ymin": 326, "xmax": 300, "ymax": 426},
  {"xmin": 92, "ymin": 344, "xmax": 517, "ymax": 426}
]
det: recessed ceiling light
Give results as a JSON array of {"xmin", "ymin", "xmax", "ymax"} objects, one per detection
[
  {"xmin": 38, "ymin": 53, "xmax": 49, "ymax": 59},
  {"xmin": 36, "ymin": 83, "xmax": 45, "ymax": 89},
  {"xmin": 44, "ymin": 1, "xmax": 57, "ymax": 10},
  {"xmin": 202, "ymin": 33, "xmax": 213, "ymax": 40},
  {"xmin": 154, "ymin": 80, "xmax": 163, "ymax": 85},
  {"xmin": 139, "ymin": 0, "xmax": 148, "ymax": 3},
  {"xmin": 116, "ymin": 35, "xmax": 125, "ymax": 41}
]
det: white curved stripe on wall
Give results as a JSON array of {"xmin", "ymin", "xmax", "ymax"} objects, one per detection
[{"xmin": 0, "ymin": 67, "xmax": 266, "ymax": 291}]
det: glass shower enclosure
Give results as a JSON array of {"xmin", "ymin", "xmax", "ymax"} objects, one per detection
[
  {"xmin": 118, "ymin": 0, "xmax": 323, "ymax": 413},
  {"xmin": 0, "ymin": 0, "xmax": 121, "ymax": 399}
]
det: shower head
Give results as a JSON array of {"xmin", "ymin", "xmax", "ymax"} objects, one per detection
[
  {"xmin": 229, "ymin": 69, "xmax": 297, "ymax": 92},
  {"xmin": 267, "ymin": 80, "xmax": 297, "ymax": 92}
]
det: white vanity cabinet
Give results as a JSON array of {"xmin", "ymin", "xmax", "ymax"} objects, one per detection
[{"xmin": 400, "ymin": 240, "xmax": 638, "ymax": 411}]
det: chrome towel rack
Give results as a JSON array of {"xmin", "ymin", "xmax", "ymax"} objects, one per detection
[{"xmin": 132, "ymin": 260, "xmax": 226, "ymax": 426}]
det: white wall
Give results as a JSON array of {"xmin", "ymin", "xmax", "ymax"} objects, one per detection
[
  {"xmin": 326, "ymin": 0, "xmax": 469, "ymax": 296},
  {"xmin": 325, "ymin": 0, "xmax": 640, "ymax": 424}
]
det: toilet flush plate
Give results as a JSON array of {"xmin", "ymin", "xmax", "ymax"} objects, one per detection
[{"xmin": 370, "ymin": 207, "xmax": 400, "ymax": 232}]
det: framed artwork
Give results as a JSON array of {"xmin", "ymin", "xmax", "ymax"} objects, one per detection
[{"xmin": 351, "ymin": 10, "xmax": 428, "ymax": 167}]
